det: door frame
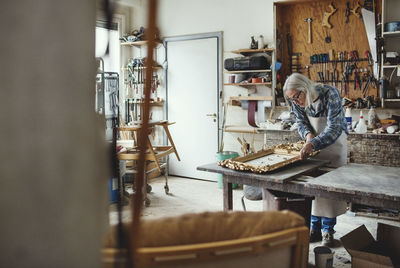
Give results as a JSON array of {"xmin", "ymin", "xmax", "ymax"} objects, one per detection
[{"xmin": 163, "ymin": 32, "xmax": 223, "ymax": 150}]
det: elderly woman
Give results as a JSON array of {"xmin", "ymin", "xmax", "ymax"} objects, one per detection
[{"xmin": 283, "ymin": 73, "xmax": 348, "ymax": 247}]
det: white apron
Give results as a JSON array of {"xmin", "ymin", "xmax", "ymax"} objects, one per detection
[{"xmin": 307, "ymin": 115, "xmax": 348, "ymax": 218}]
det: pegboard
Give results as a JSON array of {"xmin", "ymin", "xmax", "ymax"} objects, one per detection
[{"xmin": 275, "ymin": 0, "xmax": 381, "ymax": 100}]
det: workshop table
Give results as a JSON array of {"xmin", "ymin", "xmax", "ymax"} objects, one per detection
[{"xmin": 197, "ymin": 161, "xmax": 400, "ymax": 211}]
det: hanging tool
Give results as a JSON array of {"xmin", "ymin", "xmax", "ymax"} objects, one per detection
[
  {"xmin": 350, "ymin": 1, "xmax": 363, "ymax": 20},
  {"xmin": 362, "ymin": 72, "xmax": 371, "ymax": 97},
  {"xmin": 345, "ymin": 2, "xmax": 351, "ymax": 23},
  {"xmin": 324, "ymin": 29, "xmax": 332, "ymax": 43},
  {"xmin": 350, "ymin": 51, "xmax": 360, "ymax": 91},
  {"xmin": 305, "ymin": 65, "xmax": 311, "ymax": 79},
  {"xmin": 286, "ymin": 24, "xmax": 293, "ymax": 74},
  {"xmin": 304, "ymin": 18, "xmax": 313, "ymax": 43},
  {"xmin": 365, "ymin": 50, "xmax": 373, "ymax": 67},
  {"xmin": 322, "ymin": 2, "xmax": 337, "ymax": 29}
]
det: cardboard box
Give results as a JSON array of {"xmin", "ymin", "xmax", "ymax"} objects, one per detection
[{"xmin": 340, "ymin": 223, "xmax": 400, "ymax": 268}]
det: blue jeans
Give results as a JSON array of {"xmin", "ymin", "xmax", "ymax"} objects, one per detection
[{"xmin": 311, "ymin": 215, "xmax": 336, "ymax": 234}]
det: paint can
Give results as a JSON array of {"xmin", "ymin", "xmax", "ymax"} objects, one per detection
[
  {"xmin": 314, "ymin": 246, "xmax": 334, "ymax": 268},
  {"xmin": 216, "ymin": 151, "xmax": 239, "ymax": 189}
]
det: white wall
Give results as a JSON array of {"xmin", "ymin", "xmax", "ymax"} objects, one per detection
[
  {"xmin": 157, "ymin": 0, "xmax": 274, "ymax": 51},
  {"xmin": 125, "ymin": 0, "xmax": 276, "ymax": 154},
  {"xmin": 0, "ymin": 1, "xmax": 108, "ymax": 267}
]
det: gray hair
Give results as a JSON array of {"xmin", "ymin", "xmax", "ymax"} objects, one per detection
[{"xmin": 283, "ymin": 73, "xmax": 320, "ymax": 107}]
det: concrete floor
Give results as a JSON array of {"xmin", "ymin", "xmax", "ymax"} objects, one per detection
[{"xmin": 109, "ymin": 175, "xmax": 400, "ymax": 268}]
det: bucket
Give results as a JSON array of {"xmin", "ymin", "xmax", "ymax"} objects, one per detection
[
  {"xmin": 314, "ymin": 246, "xmax": 334, "ymax": 268},
  {"xmin": 109, "ymin": 177, "xmax": 119, "ymax": 203},
  {"xmin": 216, "ymin": 151, "xmax": 239, "ymax": 189}
]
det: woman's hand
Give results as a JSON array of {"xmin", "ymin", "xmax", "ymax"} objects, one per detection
[
  {"xmin": 306, "ymin": 133, "xmax": 314, "ymax": 143},
  {"xmin": 300, "ymin": 142, "xmax": 314, "ymax": 160}
]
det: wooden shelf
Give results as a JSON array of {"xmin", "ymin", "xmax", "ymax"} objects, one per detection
[
  {"xmin": 224, "ymin": 125, "xmax": 258, "ymax": 134},
  {"xmin": 228, "ymin": 96, "xmax": 273, "ymax": 106},
  {"xmin": 121, "ymin": 66, "xmax": 163, "ymax": 71},
  {"xmin": 121, "ymin": 40, "xmax": 162, "ymax": 47},
  {"xmin": 231, "ymin": 48, "xmax": 274, "ymax": 55},
  {"xmin": 229, "ymin": 96, "xmax": 273, "ymax": 101},
  {"xmin": 383, "ymin": 31, "xmax": 400, "ymax": 38},
  {"xmin": 383, "ymin": 98, "xmax": 400, "ymax": 102},
  {"xmin": 381, "ymin": 98, "xmax": 400, "ymax": 108},
  {"xmin": 224, "ymin": 69, "xmax": 271, "ymax": 74},
  {"xmin": 382, "ymin": 65, "xmax": 399, "ymax": 69},
  {"xmin": 125, "ymin": 99, "xmax": 164, "ymax": 106},
  {"xmin": 224, "ymin": 82, "xmax": 272, "ymax": 86}
]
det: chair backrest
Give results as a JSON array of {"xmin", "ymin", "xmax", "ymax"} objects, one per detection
[
  {"xmin": 102, "ymin": 210, "xmax": 309, "ymax": 268},
  {"xmin": 102, "ymin": 226, "xmax": 309, "ymax": 268}
]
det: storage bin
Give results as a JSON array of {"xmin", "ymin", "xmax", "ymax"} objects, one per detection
[{"xmin": 216, "ymin": 151, "xmax": 239, "ymax": 189}]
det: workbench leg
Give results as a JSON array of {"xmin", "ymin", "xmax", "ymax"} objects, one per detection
[{"xmin": 223, "ymin": 175, "xmax": 233, "ymax": 211}]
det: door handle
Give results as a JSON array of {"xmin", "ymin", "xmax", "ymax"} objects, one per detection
[{"xmin": 206, "ymin": 113, "xmax": 217, "ymax": 117}]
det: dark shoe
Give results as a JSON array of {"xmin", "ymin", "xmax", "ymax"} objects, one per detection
[
  {"xmin": 310, "ymin": 230, "xmax": 322, "ymax": 242},
  {"xmin": 322, "ymin": 232, "xmax": 334, "ymax": 247}
]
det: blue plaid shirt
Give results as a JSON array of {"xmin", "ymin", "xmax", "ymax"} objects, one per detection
[{"xmin": 291, "ymin": 84, "xmax": 348, "ymax": 151}]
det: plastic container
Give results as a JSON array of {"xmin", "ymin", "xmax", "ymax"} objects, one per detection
[
  {"xmin": 345, "ymin": 108, "xmax": 352, "ymax": 131},
  {"xmin": 387, "ymin": 125, "xmax": 399, "ymax": 134},
  {"xmin": 368, "ymin": 106, "xmax": 377, "ymax": 129},
  {"xmin": 355, "ymin": 111, "xmax": 367, "ymax": 134},
  {"xmin": 257, "ymin": 34, "xmax": 265, "ymax": 49},
  {"xmin": 109, "ymin": 177, "xmax": 119, "ymax": 203},
  {"xmin": 263, "ymin": 189, "xmax": 313, "ymax": 228},
  {"xmin": 216, "ymin": 151, "xmax": 239, "ymax": 189}
]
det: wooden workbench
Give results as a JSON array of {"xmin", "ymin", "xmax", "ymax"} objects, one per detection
[{"xmin": 197, "ymin": 162, "xmax": 400, "ymax": 211}]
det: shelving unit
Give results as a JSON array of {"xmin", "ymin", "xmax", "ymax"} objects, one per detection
[
  {"xmin": 223, "ymin": 47, "xmax": 276, "ymax": 135},
  {"xmin": 120, "ymin": 40, "xmax": 164, "ymax": 123},
  {"xmin": 381, "ymin": 0, "xmax": 400, "ymax": 108},
  {"xmin": 121, "ymin": 40, "xmax": 162, "ymax": 47}
]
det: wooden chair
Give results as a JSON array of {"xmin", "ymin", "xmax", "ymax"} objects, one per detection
[{"xmin": 102, "ymin": 210, "xmax": 309, "ymax": 268}]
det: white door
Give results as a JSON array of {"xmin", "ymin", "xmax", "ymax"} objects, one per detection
[{"xmin": 167, "ymin": 37, "xmax": 218, "ymax": 181}]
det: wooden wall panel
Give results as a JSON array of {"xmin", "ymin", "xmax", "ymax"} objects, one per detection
[{"xmin": 276, "ymin": 0, "xmax": 381, "ymax": 100}]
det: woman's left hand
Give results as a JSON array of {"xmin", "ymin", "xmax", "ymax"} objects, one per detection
[{"xmin": 300, "ymin": 142, "xmax": 314, "ymax": 160}]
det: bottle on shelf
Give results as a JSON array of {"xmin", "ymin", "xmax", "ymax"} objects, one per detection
[
  {"xmin": 355, "ymin": 110, "xmax": 367, "ymax": 134},
  {"xmin": 258, "ymin": 35, "xmax": 265, "ymax": 49},
  {"xmin": 379, "ymin": 75, "xmax": 388, "ymax": 99},
  {"xmin": 345, "ymin": 107, "xmax": 352, "ymax": 131},
  {"xmin": 250, "ymin": 36, "xmax": 258, "ymax": 49},
  {"xmin": 367, "ymin": 106, "xmax": 377, "ymax": 129}
]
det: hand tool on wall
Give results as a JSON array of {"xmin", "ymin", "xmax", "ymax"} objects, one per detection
[
  {"xmin": 322, "ymin": 2, "xmax": 337, "ymax": 29},
  {"xmin": 304, "ymin": 18, "xmax": 313, "ymax": 43},
  {"xmin": 305, "ymin": 65, "xmax": 311, "ymax": 79},
  {"xmin": 350, "ymin": 1, "xmax": 362, "ymax": 20},
  {"xmin": 286, "ymin": 24, "xmax": 293, "ymax": 74},
  {"xmin": 345, "ymin": 2, "xmax": 351, "ymax": 23}
]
